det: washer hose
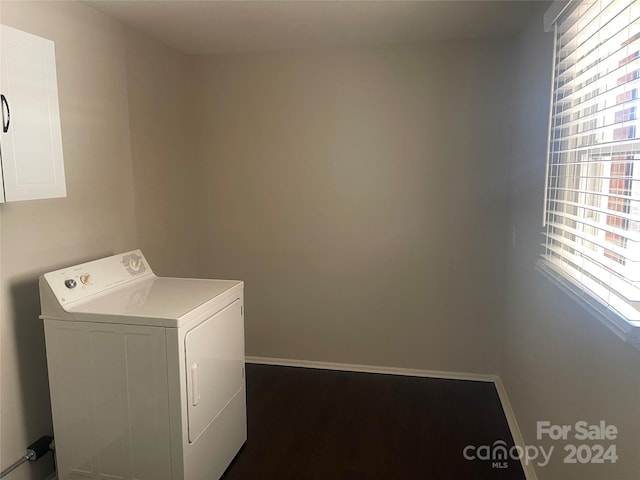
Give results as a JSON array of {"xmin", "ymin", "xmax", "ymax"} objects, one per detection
[{"xmin": 0, "ymin": 436, "xmax": 54, "ymax": 478}]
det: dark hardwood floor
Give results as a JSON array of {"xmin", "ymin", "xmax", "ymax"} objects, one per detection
[{"xmin": 222, "ymin": 364, "xmax": 525, "ymax": 480}]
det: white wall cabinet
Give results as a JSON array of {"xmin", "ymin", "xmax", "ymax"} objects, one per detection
[{"xmin": 0, "ymin": 25, "xmax": 66, "ymax": 203}]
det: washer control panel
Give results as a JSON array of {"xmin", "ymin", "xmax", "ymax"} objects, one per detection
[{"xmin": 43, "ymin": 249, "xmax": 154, "ymax": 307}]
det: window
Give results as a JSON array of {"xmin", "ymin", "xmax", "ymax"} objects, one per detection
[{"xmin": 539, "ymin": 0, "xmax": 640, "ymax": 346}]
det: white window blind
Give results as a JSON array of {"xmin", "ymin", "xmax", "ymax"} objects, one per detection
[{"xmin": 539, "ymin": 0, "xmax": 640, "ymax": 346}]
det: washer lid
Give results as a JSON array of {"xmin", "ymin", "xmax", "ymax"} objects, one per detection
[{"xmin": 67, "ymin": 277, "xmax": 242, "ymax": 324}]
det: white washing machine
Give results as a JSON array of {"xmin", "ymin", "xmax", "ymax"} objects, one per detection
[{"xmin": 39, "ymin": 250, "xmax": 246, "ymax": 480}]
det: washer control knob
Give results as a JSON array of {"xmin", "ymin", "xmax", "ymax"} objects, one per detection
[
  {"xmin": 129, "ymin": 258, "xmax": 141, "ymax": 272},
  {"xmin": 80, "ymin": 274, "xmax": 91, "ymax": 285},
  {"xmin": 64, "ymin": 279, "xmax": 77, "ymax": 289}
]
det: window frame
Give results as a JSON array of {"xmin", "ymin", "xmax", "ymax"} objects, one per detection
[{"xmin": 538, "ymin": 0, "xmax": 640, "ymax": 350}]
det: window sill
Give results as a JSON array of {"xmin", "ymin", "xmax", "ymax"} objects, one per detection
[{"xmin": 535, "ymin": 259, "xmax": 640, "ymax": 352}]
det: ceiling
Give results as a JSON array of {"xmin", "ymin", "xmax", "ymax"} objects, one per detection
[{"xmin": 87, "ymin": 0, "xmax": 546, "ymax": 55}]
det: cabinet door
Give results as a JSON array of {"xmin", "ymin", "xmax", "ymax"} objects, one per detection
[
  {"xmin": 0, "ymin": 25, "xmax": 66, "ymax": 202},
  {"xmin": 0, "ymin": 159, "xmax": 4, "ymax": 203}
]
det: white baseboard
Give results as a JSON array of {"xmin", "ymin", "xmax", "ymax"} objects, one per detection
[
  {"xmin": 246, "ymin": 355, "xmax": 536, "ymax": 480},
  {"xmin": 245, "ymin": 356, "xmax": 496, "ymax": 383},
  {"xmin": 494, "ymin": 377, "xmax": 538, "ymax": 480},
  {"xmin": 45, "ymin": 473, "xmax": 57, "ymax": 480}
]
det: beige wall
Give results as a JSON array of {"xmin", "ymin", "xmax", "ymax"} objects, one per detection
[
  {"xmin": 503, "ymin": 7, "xmax": 640, "ymax": 480},
  {"xmin": 0, "ymin": 2, "xmax": 186, "ymax": 479},
  {"xmin": 123, "ymin": 29, "xmax": 200, "ymax": 278},
  {"xmin": 192, "ymin": 41, "xmax": 513, "ymax": 373}
]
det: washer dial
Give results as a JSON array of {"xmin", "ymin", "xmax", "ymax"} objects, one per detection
[{"xmin": 123, "ymin": 253, "xmax": 146, "ymax": 275}]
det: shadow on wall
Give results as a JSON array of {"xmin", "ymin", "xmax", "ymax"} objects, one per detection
[
  {"xmin": 9, "ymin": 277, "xmax": 56, "ymax": 476},
  {"xmin": 6, "ymin": 251, "xmax": 113, "ymax": 478}
]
